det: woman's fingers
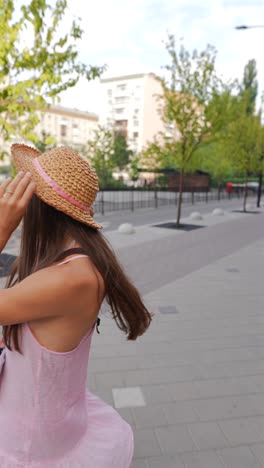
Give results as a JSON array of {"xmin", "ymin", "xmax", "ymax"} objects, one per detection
[
  {"xmin": 2, "ymin": 171, "xmax": 25, "ymax": 197},
  {"xmin": 0, "ymin": 171, "xmax": 36, "ymax": 241},
  {"xmin": 12, "ymin": 172, "xmax": 33, "ymax": 200},
  {"xmin": 0, "ymin": 177, "xmax": 12, "ymax": 198},
  {"xmin": 20, "ymin": 181, "xmax": 36, "ymax": 206}
]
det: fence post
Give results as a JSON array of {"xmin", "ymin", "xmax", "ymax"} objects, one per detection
[
  {"xmin": 101, "ymin": 191, "xmax": 104, "ymax": 215},
  {"xmin": 154, "ymin": 188, "xmax": 158, "ymax": 208},
  {"xmin": 130, "ymin": 188, "xmax": 134, "ymax": 212}
]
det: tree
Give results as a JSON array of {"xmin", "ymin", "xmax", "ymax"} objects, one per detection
[
  {"xmin": 197, "ymin": 89, "xmax": 241, "ymax": 193},
  {"xmin": 143, "ymin": 35, "xmax": 225, "ymax": 227},
  {"xmin": 0, "ymin": 0, "xmax": 105, "ymax": 149},
  {"xmin": 112, "ymin": 133, "xmax": 133, "ymax": 171},
  {"xmin": 129, "ymin": 154, "xmax": 140, "ymax": 182},
  {"xmin": 239, "ymin": 59, "xmax": 264, "ymax": 207},
  {"xmin": 256, "ymin": 121, "xmax": 264, "ymax": 208},
  {"xmin": 228, "ymin": 108, "xmax": 260, "ymax": 212},
  {"xmin": 83, "ymin": 125, "xmax": 115, "ymax": 188},
  {"xmin": 29, "ymin": 130, "xmax": 56, "ymax": 152},
  {"xmin": 197, "ymin": 140, "xmax": 233, "ymax": 195},
  {"xmin": 240, "ymin": 59, "xmax": 258, "ymax": 116}
]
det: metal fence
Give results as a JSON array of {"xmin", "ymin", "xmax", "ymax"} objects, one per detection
[{"xmin": 94, "ymin": 187, "xmax": 256, "ymax": 214}]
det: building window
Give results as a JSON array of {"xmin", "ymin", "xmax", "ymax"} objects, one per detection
[
  {"xmin": 107, "ymin": 89, "xmax": 112, "ymax": 96},
  {"xmin": 115, "ymin": 120, "xmax": 127, "ymax": 128},
  {"xmin": 133, "ymin": 132, "xmax": 138, "ymax": 139},
  {"xmin": 73, "ymin": 123, "xmax": 80, "ymax": 138},
  {"xmin": 60, "ymin": 124, "xmax": 67, "ymax": 137},
  {"xmin": 115, "ymin": 96, "xmax": 128, "ymax": 104},
  {"xmin": 116, "ymin": 108, "xmax": 124, "ymax": 114},
  {"xmin": 117, "ymin": 84, "xmax": 126, "ymax": 91},
  {"xmin": 133, "ymin": 120, "xmax": 139, "ymax": 127},
  {"xmin": 134, "ymin": 109, "xmax": 139, "ymax": 114}
]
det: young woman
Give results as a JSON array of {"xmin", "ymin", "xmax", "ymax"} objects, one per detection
[{"xmin": 0, "ymin": 144, "xmax": 152, "ymax": 467}]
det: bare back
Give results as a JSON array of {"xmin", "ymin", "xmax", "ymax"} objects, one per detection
[{"xmin": 28, "ymin": 249, "xmax": 105, "ymax": 353}]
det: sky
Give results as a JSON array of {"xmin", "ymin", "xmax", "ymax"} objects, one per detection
[{"xmin": 54, "ymin": 0, "xmax": 264, "ymax": 114}]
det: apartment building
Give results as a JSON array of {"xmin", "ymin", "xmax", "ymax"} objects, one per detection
[
  {"xmin": 100, "ymin": 73, "xmax": 173, "ymax": 154},
  {"xmin": 35, "ymin": 105, "xmax": 99, "ymax": 149},
  {"xmin": 0, "ymin": 105, "xmax": 99, "ymax": 164}
]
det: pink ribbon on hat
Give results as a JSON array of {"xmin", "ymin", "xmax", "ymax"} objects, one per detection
[{"xmin": 33, "ymin": 158, "xmax": 92, "ymax": 214}]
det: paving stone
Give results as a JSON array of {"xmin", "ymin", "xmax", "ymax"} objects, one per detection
[
  {"xmin": 93, "ymin": 387, "xmax": 114, "ymax": 406},
  {"xmin": 167, "ymin": 381, "xmax": 199, "ymax": 401},
  {"xmin": 89, "ymin": 356, "xmax": 142, "ymax": 373},
  {"xmin": 155, "ymin": 425, "xmax": 196, "ymax": 454},
  {"xmin": 123, "ymin": 365, "xmax": 203, "ymax": 386},
  {"xmin": 131, "ymin": 405, "xmax": 167, "ymax": 429},
  {"xmin": 188, "ymin": 421, "xmax": 229, "ymax": 450},
  {"xmin": 191, "ymin": 395, "xmax": 256, "ymax": 421},
  {"xmin": 142, "ymin": 384, "xmax": 174, "ymax": 404},
  {"xmin": 163, "ymin": 401, "xmax": 199, "ymax": 424},
  {"xmin": 217, "ymin": 446, "xmax": 262, "ymax": 468},
  {"xmin": 112, "ymin": 386, "xmax": 146, "ymax": 409},
  {"xmin": 251, "ymin": 443, "xmax": 264, "ymax": 465},
  {"xmin": 133, "ymin": 429, "xmax": 161, "ymax": 458},
  {"xmin": 146, "ymin": 454, "xmax": 185, "ymax": 468},
  {"xmin": 131, "ymin": 460, "xmax": 147, "ymax": 468},
  {"xmin": 117, "ymin": 408, "xmax": 135, "ymax": 426},
  {"xmin": 181, "ymin": 450, "xmax": 225, "ymax": 468},
  {"xmin": 95, "ymin": 371, "xmax": 125, "ymax": 388},
  {"xmin": 218, "ymin": 417, "xmax": 264, "ymax": 445}
]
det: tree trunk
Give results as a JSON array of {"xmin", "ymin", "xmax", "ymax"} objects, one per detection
[
  {"xmin": 257, "ymin": 171, "xmax": 263, "ymax": 208},
  {"xmin": 217, "ymin": 183, "xmax": 221, "ymax": 201},
  {"xmin": 176, "ymin": 170, "xmax": 184, "ymax": 227},
  {"xmin": 243, "ymin": 174, "xmax": 248, "ymax": 212}
]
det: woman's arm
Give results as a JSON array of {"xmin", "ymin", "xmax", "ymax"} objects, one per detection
[{"xmin": 0, "ymin": 263, "xmax": 98, "ymax": 339}]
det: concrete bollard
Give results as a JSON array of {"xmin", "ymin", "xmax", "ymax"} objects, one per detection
[
  {"xmin": 118, "ymin": 223, "xmax": 136, "ymax": 234},
  {"xmin": 190, "ymin": 212, "xmax": 203, "ymax": 220},
  {"xmin": 212, "ymin": 208, "xmax": 225, "ymax": 216}
]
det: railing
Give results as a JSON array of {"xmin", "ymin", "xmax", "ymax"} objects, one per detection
[{"xmin": 94, "ymin": 187, "xmax": 256, "ymax": 215}]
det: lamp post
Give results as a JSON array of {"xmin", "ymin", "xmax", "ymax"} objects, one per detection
[
  {"xmin": 235, "ymin": 24, "xmax": 264, "ymax": 208},
  {"xmin": 235, "ymin": 25, "xmax": 264, "ymax": 30}
]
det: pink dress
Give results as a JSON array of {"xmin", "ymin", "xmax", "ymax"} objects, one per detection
[{"xmin": 0, "ymin": 255, "xmax": 134, "ymax": 467}]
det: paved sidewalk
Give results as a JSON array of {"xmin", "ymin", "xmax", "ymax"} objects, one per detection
[
  {"xmin": 90, "ymin": 235, "xmax": 264, "ymax": 468},
  {"xmin": 1, "ymin": 204, "xmax": 264, "ymax": 467}
]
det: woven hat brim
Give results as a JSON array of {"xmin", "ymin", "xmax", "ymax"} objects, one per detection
[{"xmin": 11, "ymin": 144, "xmax": 103, "ymax": 230}]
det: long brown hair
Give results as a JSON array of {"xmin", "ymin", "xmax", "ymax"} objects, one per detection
[{"xmin": 3, "ymin": 195, "xmax": 152, "ymax": 353}]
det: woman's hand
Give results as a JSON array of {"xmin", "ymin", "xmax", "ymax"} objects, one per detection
[{"xmin": 0, "ymin": 171, "xmax": 35, "ymax": 244}]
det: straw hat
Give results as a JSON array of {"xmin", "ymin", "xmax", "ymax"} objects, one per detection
[{"xmin": 11, "ymin": 144, "xmax": 102, "ymax": 230}]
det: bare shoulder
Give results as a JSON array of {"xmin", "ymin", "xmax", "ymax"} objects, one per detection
[
  {"xmin": 54, "ymin": 256, "xmax": 105, "ymax": 294},
  {"xmin": 0, "ymin": 256, "xmax": 103, "ymax": 326}
]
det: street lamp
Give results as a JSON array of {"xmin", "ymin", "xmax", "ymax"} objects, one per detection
[
  {"xmin": 235, "ymin": 25, "xmax": 264, "ymax": 30},
  {"xmin": 235, "ymin": 24, "xmax": 264, "ymax": 208}
]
